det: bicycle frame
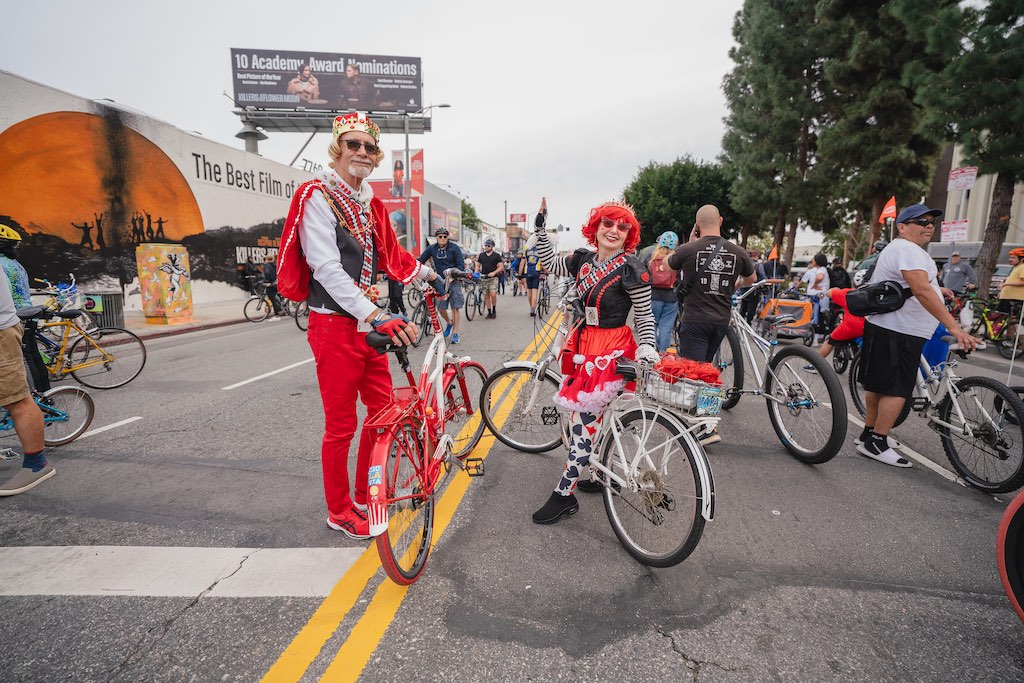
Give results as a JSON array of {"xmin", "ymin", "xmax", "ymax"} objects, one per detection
[
  {"xmin": 586, "ymin": 390, "xmax": 716, "ymax": 523},
  {"xmin": 37, "ymin": 320, "xmax": 111, "ymax": 378},
  {"xmin": 0, "ymin": 393, "xmax": 72, "ymax": 433},
  {"xmin": 907, "ymin": 351, "xmax": 1000, "ymax": 439}
]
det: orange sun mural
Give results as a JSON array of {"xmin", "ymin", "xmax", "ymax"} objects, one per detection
[{"xmin": 0, "ymin": 111, "xmax": 203, "ymax": 247}]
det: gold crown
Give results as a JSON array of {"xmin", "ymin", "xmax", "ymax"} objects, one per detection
[
  {"xmin": 332, "ymin": 112, "xmax": 380, "ymax": 142},
  {"xmin": 603, "ymin": 199, "xmax": 637, "ymax": 216}
]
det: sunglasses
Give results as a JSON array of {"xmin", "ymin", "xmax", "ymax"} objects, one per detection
[
  {"xmin": 907, "ymin": 218, "xmax": 936, "ymax": 227},
  {"xmin": 599, "ymin": 217, "xmax": 632, "ymax": 231},
  {"xmin": 344, "ymin": 139, "xmax": 380, "ymax": 155}
]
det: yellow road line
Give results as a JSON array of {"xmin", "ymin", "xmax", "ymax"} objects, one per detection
[{"xmin": 260, "ymin": 310, "xmax": 560, "ymax": 683}]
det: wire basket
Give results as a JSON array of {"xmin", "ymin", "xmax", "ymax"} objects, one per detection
[
  {"xmin": 55, "ymin": 283, "xmax": 81, "ymax": 310},
  {"xmin": 637, "ymin": 366, "xmax": 723, "ymax": 416}
]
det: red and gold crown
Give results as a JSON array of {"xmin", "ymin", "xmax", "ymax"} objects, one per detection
[{"xmin": 332, "ymin": 112, "xmax": 380, "ymax": 142}]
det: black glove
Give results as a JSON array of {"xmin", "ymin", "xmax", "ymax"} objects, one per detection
[{"xmin": 535, "ymin": 211, "xmax": 546, "ymax": 229}]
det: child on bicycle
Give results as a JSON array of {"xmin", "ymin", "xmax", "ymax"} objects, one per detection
[
  {"xmin": 804, "ymin": 287, "xmax": 865, "ymax": 373},
  {"xmin": 528, "ymin": 198, "xmax": 659, "ymax": 525}
]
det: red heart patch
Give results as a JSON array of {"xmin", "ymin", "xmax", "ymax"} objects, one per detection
[{"xmin": 640, "ymin": 272, "xmax": 650, "ymax": 283}]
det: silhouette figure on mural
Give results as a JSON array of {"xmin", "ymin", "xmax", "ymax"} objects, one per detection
[
  {"xmin": 145, "ymin": 212, "xmax": 155, "ymax": 241},
  {"xmin": 130, "ymin": 212, "xmax": 143, "ymax": 243},
  {"xmin": 71, "ymin": 221, "xmax": 94, "ymax": 249},
  {"xmin": 93, "ymin": 213, "xmax": 106, "ymax": 250},
  {"xmin": 157, "ymin": 253, "xmax": 189, "ymax": 299},
  {"xmin": 155, "ymin": 217, "xmax": 167, "ymax": 240}
]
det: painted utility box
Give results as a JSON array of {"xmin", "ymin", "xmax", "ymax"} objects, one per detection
[{"xmin": 136, "ymin": 244, "xmax": 193, "ymax": 324}]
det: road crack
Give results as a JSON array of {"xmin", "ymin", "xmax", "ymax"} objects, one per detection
[
  {"xmin": 655, "ymin": 626, "xmax": 745, "ymax": 681},
  {"xmin": 103, "ymin": 548, "xmax": 261, "ymax": 681}
]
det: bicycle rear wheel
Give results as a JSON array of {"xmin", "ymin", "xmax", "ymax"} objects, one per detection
[
  {"xmin": 715, "ymin": 326, "xmax": 743, "ymax": 410},
  {"xmin": 995, "ymin": 322, "xmax": 1024, "ymax": 360},
  {"xmin": 938, "ymin": 376, "xmax": 1024, "ymax": 493},
  {"xmin": 764, "ymin": 345, "xmax": 846, "ymax": 464},
  {"xmin": 480, "ymin": 365, "xmax": 564, "ymax": 453},
  {"xmin": 294, "ymin": 300, "xmax": 309, "ymax": 331},
  {"xmin": 847, "ymin": 353, "xmax": 912, "ymax": 428},
  {"xmin": 832, "ymin": 345, "xmax": 850, "ymax": 375},
  {"xmin": 444, "ymin": 362, "xmax": 488, "ymax": 459},
  {"xmin": 464, "ymin": 287, "xmax": 477, "ymax": 321},
  {"xmin": 376, "ymin": 416, "xmax": 435, "ymax": 585},
  {"xmin": 601, "ymin": 408, "xmax": 708, "ymax": 567},
  {"xmin": 997, "ymin": 491, "xmax": 1024, "ymax": 623},
  {"xmin": 39, "ymin": 386, "xmax": 95, "ymax": 446},
  {"xmin": 244, "ymin": 296, "xmax": 271, "ymax": 322},
  {"xmin": 68, "ymin": 328, "xmax": 147, "ymax": 389}
]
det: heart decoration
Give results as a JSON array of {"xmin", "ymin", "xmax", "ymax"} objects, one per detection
[{"xmin": 584, "ymin": 361, "xmax": 595, "ymax": 376}]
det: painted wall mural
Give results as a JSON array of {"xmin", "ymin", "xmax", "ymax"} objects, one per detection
[{"xmin": 136, "ymin": 244, "xmax": 193, "ymax": 324}]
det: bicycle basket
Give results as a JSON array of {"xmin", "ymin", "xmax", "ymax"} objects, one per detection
[
  {"xmin": 638, "ymin": 366, "xmax": 723, "ymax": 416},
  {"xmin": 56, "ymin": 284, "xmax": 81, "ymax": 309}
]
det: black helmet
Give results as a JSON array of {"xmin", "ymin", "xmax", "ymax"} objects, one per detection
[{"xmin": 434, "ymin": 227, "xmax": 449, "ymax": 237}]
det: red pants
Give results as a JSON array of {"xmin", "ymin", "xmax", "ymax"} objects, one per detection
[{"xmin": 307, "ymin": 312, "xmax": 392, "ymax": 515}]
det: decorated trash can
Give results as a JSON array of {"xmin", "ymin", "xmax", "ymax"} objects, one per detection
[{"xmin": 135, "ymin": 243, "xmax": 193, "ymax": 324}]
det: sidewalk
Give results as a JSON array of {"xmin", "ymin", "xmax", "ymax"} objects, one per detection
[{"xmin": 122, "ymin": 299, "xmax": 250, "ymax": 341}]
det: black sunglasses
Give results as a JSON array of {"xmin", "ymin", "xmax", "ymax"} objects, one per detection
[
  {"xmin": 907, "ymin": 217, "xmax": 936, "ymax": 227},
  {"xmin": 344, "ymin": 139, "xmax": 380, "ymax": 155}
]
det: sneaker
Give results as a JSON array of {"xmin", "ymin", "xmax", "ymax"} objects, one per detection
[
  {"xmin": 532, "ymin": 492, "xmax": 579, "ymax": 524},
  {"xmin": 451, "ymin": 333, "xmax": 460, "ymax": 344},
  {"xmin": 326, "ymin": 507, "xmax": 370, "ymax": 540},
  {"xmin": 444, "ymin": 323, "xmax": 453, "ymax": 338},
  {"xmin": 698, "ymin": 427, "xmax": 721, "ymax": 446},
  {"xmin": 856, "ymin": 440, "xmax": 912, "ymax": 468},
  {"xmin": 802, "ymin": 364, "xmax": 818, "ymax": 374},
  {"xmin": 530, "ymin": 308, "xmax": 536, "ymax": 317},
  {"xmin": 576, "ymin": 479, "xmax": 603, "ymax": 494},
  {"xmin": 854, "ymin": 434, "xmax": 902, "ymax": 449},
  {"xmin": 0, "ymin": 464, "xmax": 56, "ymax": 496}
]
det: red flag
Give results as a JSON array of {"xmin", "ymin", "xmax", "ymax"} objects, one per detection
[
  {"xmin": 879, "ymin": 196, "xmax": 897, "ymax": 224},
  {"xmin": 768, "ymin": 244, "xmax": 778, "ymax": 261}
]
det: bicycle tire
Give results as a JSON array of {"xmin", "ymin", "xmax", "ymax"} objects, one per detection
[
  {"xmin": 375, "ymin": 416, "xmax": 435, "ymax": 585},
  {"xmin": 995, "ymin": 322, "xmax": 1024, "ymax": 360},
  {"xmin": 244, "ymin": 296, "xmax": 271, "ymax": 322},
  {"xmin": 464, "ymin": 286, "xmax": 477, "ymax": 321},
  {"xmin": 997, "ymin": 490, "xmax": 1024, "ymax": 623},
  {"xmin": 444, "ymin": 362, "xmax": 488, "ymax": 459},
  {"xmin": 405, "ymin": 285, "xmax": 423, "ymax": 309},
  {"xmin": 847, "ymin": 353, "xmax": 912, "ymax": 428},
  {"xmin": 601, "ymin": 408, "xmax": 707, "ymax": 567},
  {"xmin": 410, "ymin": 301, "xmax": 428, "ymax": 347},
  {"xmin": 67, "ymin": 327, "xmax": 147, "ymax": 390},
  {"xmin": 716, "ymin": 326, "xmax": 744, "ymax": 410},
  {"xmin": 832, "ymin": 346, "xmax": 850, "ymax": 375},
  {"xmin": 480, "ymin": 365, "xmax": 564, "ymax": 453},
  {"xmin": 937, "ymin": 376, "xmax": 1024, "ymax": 494},
  {"xmin": 39, "ymin": 386, "xmax": 95, "ymax": 446},
  {"xmin": 764, "ymin": 345, "xmax": 847, "ymax": 464},
  {"xmin": 294, "ymin": 300, "xmax": 309, "ymax": 331}
]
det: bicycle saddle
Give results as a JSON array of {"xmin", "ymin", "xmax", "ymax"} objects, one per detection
[
  {"xmin": 52, "ymin": 309, "xmax": 83, "ymax": 319},
  {"xmin": 764, "ymin": 314, "xmax": 797, "ymax": 327},
  {"xmin": 15, "ymin": 306, "xmax": 53, "ymax": 321}
]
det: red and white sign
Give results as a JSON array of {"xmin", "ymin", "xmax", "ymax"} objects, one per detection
[
  {"xmin": 509, "ymin": 213, "xmax": 527, "ymax": 223},
  {"xmin": 941, "ymin": 219, "xmax": 969, "ymax": 243},
  {"xmin": 947, "ymin": 166, "xmax": 979, "ymax": 192}
]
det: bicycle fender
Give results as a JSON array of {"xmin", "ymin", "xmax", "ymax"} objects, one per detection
[
  {"xmin": 366, "ymin": 437, "xmax": 391, "ymax": 538},
  {"xmin": 500, "ymin": 360, "xmax": 561, "ymax": 384},
  {"xmin": 660, "ymin": 411, "xmax": 716, "ymax": 523}
]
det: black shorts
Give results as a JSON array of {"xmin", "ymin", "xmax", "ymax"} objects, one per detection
[{"xmin": 857, "ymin": 322, "xmax": 926, "ymax": 398}]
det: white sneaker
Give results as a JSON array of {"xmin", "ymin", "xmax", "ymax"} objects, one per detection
[{"xmin": 856, "ymin": 441, "xmax": 911, "ymax": 468}]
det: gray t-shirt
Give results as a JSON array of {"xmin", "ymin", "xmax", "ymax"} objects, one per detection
[
  {"xmin": 0, "ymin": 270, "xmax": 20, "ymax": 331},
  {"xmin": 942, "ymin": 261, "xmax": 976, "ymax": 293}
]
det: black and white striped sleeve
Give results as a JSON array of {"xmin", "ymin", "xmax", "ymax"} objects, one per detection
[
  {"xmin": 626, "ymin": 284, "xmax": 656, "ymax": 348},
  {"xmin": 534, "ymin": 228, "xmax": 572, "ymax": 277}
]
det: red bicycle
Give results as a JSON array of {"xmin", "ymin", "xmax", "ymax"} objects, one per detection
[
  {"xmin": 998, "ymin": 486, "xmax": 1024, "ymax": 624},
  {"xmin": 365, "ymin": 271, "xmax": 488, "ymax": 584}
]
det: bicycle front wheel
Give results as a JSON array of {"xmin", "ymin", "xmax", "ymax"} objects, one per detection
[
  {"xmin": 715, "ymin": 326, "xmax": 744, "ymax": 410},
  {"xmin": 997, "ymin": 491, "xmax": 1024, "ymax": 623},
  {"xmin": 40, "ymin": 386, "xmax": 95, "ymax": 446},
  {"xmin": 764, "ymin": 345, "xmax": 847, "ymax": 464},
  {"xmin": 294, "ymin": 300, "xmax": 309, "ymax": 331},
  {"xmin": 410, "ymin": 301, "xmax": 428, "ymax": 347},
  {"xmin": 938, "ymin": 376, "xmax": 1024, "ymax": 493},
  {"xmin": 444, "ymin": 362, "xmax": 488, "ymax": 459},
  {"xmin": 244, "ymin": 296, "xmax": 271, "ymax": 322},
  {"xmin": 480, "ymin": 365, "xmax": 564, "ymax": 453},
  {"xmin": 995, "ymin": 322, "xmax": 1024, "ymax": 360},
  {"xmin": 376, "ymin": 417, "xmax": 435, "ymax": 585},
  {"xmin": 832, "ymin": 346, "xmax": 850, "ymax": 375},
  {"xmin": 68, "ymin": 328, "xmax": 147, "ymax": 389},
  {"xmin": 601, "ymin": 408, "xmax": 708, "ymax": 567},
  {"xmin": 464, "ymin": 288, "xmax": 477, "ymax": 321}
]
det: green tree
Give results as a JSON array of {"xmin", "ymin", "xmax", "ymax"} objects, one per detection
[
  {"xmin": 460, "ymin": 199, "xmax": 481, "ymax": 233},
  {"xmin": 623, "ymin": 157, "xmax": 737, "ymax": 247},
  {"xmin": 907, "ymin": 0, "xmax": 1024, "ymax": 293}
]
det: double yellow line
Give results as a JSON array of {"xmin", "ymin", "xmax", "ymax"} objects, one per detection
[{"xmin": 262, "ymin": 312, "xmax": 562, "ymax": 683}]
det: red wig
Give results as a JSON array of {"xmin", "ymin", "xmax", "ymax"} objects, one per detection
[{"xmin": 581, "ymin": 202, "xmax": 641, "ymax": 254}]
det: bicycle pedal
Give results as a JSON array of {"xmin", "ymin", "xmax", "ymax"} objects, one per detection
[
  {"xmin": 0, "ymin": 448, "xmax": 19, "ymax": 461},
  {"xmin": 910, "ymin": 397, "xmax": 930, "ymax": 411},
  {"xmin": 541, "ymin": 406, "xmax": 559, "ymax": 426},
  {"xmin": 464, "ymin": 457, "xmax": 485, "ymax": 477}
]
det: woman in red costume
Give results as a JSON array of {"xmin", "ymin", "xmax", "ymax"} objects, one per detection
[
  {"xmin": 277, "ymin": 112, "xmax": 442, "ymax": 539},
  {"xmin": 529, "ymin": 198, "xmax": 660, "ymax": 524}
]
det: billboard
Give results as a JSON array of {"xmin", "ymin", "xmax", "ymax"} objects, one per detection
[{"xmin": 231, "ymin": 48, "xmax": 422, "ymax": 113}]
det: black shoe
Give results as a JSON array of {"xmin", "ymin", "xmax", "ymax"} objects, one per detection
[
  {"xmin": 576, "ymin": 479, "xmax": 603, "ymax": 494},
  {"xmin": 530, "ymin": 309, "xmax": 536, "ymax": 317},
  {"xmin": 532, "ymin": 493, "xmax": 579, "ymax": 524}
]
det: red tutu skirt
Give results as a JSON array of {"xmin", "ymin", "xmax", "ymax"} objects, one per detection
[{"xmin": 555, "ymin": 326, "xmax": 637, "ymax": 413}]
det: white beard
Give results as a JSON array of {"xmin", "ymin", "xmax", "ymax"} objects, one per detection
[{"xmin": 348, "ymin": 163, "xmax": 371, "ymax": 179}]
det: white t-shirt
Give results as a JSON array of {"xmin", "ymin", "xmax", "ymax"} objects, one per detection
[
  {"xmin": 867, "ymin": 238, "xmax": 941, "ymax": 339},
  {"xmin": 802, "ymin": 266, "xmax": 830, "ymax": 309}
]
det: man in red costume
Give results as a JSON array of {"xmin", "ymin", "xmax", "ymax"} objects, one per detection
[{"xmin": 277, "ymin": 112, "xmax": 442, "ymax": 539}]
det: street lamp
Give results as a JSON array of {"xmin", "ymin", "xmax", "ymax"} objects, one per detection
[{"xmin": 405, "ymin": 104, "xmax": 451, "ymax": 252}]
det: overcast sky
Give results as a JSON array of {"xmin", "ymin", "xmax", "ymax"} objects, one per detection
[{"xmin": 4, "ymin": 0, "xmax": 751, "ymax": 251}]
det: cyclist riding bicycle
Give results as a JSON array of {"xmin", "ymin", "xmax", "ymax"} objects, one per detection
[
  {"xmin": 518, "ymin": 242, "xmax": 546, "ymax": 317},
  {"xmin": 476, "ymin": 237, "xmax": 504, "ymax": 319},
  {"xmin": 418, "ymin": 227, "xmax": 465, "ymax": 344},
  {"xmin": 803, "ymin": 287, "xmax": 865, "ymax": 373}
]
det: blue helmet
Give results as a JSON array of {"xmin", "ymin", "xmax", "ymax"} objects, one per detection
[
  {"xmin": 484, "ymin": 237, "xmax": 495, "ymax": 247},
  {"xmin": 657, "ymin": 231, "xmax": 679, "ymax": 250}
]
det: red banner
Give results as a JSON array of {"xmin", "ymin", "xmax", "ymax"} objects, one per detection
[{"xmin": 879, "ymin": 196, "xmax": 897, "ymax": 224}]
